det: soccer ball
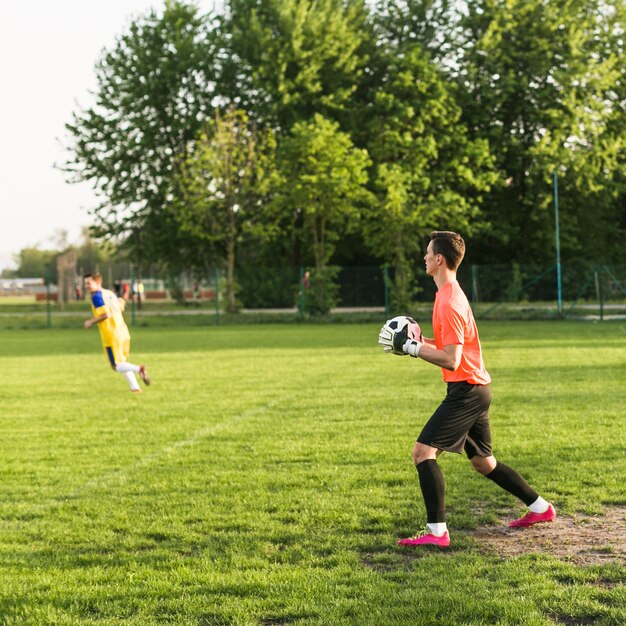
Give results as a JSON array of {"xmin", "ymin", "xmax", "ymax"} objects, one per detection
[
  {"xmin": 379, "ymin": 315, "xmax": 422, "ymax": 355},
  {"xmin": 386, "ymin": 315, "xmax": 421, "ymax": 342}
]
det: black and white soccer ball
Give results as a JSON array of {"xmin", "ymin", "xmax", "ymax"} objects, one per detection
[
  {"xmin": 386, "ymin": 315, "xmax": 421, "ymax": 341},
  {"xmin": 379, "ymin": 315, "xmax": 422, "ymax": 355}
]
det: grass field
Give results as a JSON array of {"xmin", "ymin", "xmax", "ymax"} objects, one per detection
[{"xmin": 0, "ymin": 321, "xmax": 624, "ymax": 625}]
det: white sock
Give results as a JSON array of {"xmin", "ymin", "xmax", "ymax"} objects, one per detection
[
  {"xmin": 115, "ymin": 362, "xmax": 140, "ymax": 374},
  {"xmin": 115, "ymin": 364, "xmax": 140, "ymax": 391},
  {"xmin": 529, "ymin": 496, "xmax": 550, "ymax": 514},
  {"xmin": 427, "ymin": 522, "xmax": 448, "ymax": 537},
  {"xmin": 122, "ymin": 371, "xmax": 140, "ymax": 391}
]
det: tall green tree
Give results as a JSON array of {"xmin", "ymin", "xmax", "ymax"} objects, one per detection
[
  {"xmin": 63, "ymin": 1, "xmax": 220, "ymax": 272},
  {"xmin": 360, "ymin": 43, "xmax": 497, "ymax": 309},
  {"xmin": 563, "ymin": 0, "xmax": 626, "ymax": 264},
  {"xmin": 371, "ymin": 0, "xmax": 460, "ymax": 55},
  {"xmin": 274, "ymin": 113, "xmax": 371, "ymax": 313},
  {"xmin": 176, "ymin": 109, "xmax": 277, "ymax": 313},
  {"xmin": 451, "ymin": 0, "xmax": 626, "ymax": 263},
  {"xmin": 72, "ymin": 228, "xmax": 117, "ymax": 275},
  {"xmin": 13, "ymin": 248, "xmax": 58, "ymax": 281},
  {"xmin": 224, "ymin": 0, "xmax": 371, "ymax": 130}
]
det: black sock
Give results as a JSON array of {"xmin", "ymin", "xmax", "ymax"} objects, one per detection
[
  {"xmin": 485, "ymin": 461, "xmax": 538, "ymax": 506},
  {"xmin": 416, "ymin": 459, "xmax": 446, "ymax": 523}
]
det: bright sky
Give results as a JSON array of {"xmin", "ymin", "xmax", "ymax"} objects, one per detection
[{"xmin": 0, "ymin": 1, "xmax": 220, "ymax": 271}]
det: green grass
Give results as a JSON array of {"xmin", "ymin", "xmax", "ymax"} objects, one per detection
[{"xmin": 0, "ymin": 321, "xmax": 624, "ymax": 625}]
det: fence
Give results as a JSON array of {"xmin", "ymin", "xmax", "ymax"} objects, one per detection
[
  {"xmin": 238, "ymin": 262, "xmax": 626, "ymax": 319},
  {"xmin": 0, "ymin": 263, "xmax": 624, "ymax": 328}
]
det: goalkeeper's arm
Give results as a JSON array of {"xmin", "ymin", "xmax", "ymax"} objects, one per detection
[{"xmin": 413, "ymin": 342, "xmax": 462, "ymax": 371}]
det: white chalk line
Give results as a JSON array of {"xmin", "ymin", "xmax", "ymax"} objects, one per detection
[{"xmin": 4, "ymin": 397, "xmax": 284, "ymax": 521}]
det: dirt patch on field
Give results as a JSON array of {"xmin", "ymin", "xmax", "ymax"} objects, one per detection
[{"xmin": 471, "ymin": 506, "xmax": 626, "ymax": 566}]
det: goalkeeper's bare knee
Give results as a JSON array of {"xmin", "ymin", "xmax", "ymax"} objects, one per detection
[
  {"xmin": 470, "ymin": 455, "xmax": 497, "ymax": 475},
  {"xmin": 412, "ymin": 442, "xmax": 438, "ymax": 465}
]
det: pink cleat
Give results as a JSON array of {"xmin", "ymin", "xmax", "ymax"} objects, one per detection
[
  {"xmin": 508, "ymin": 504, "xmax": 556, "ymax": 528},
  {"xmin": 397, "ymin": 530, "xmax": 450, "ymax": 548}
]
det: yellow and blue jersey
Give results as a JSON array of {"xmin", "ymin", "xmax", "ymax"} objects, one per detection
[{"xmin": 91, "ymin": 288, "xmax": 131, "ymax": 366}]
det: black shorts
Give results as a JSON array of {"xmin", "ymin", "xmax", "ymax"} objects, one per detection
[{"xmin": 417, "ymin": 382, "xmax": 493, "ymax": 458}]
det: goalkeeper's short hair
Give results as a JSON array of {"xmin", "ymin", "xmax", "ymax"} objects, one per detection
[{"xmin": 430, "ymin": 231, "xmax": 465, "ymax": 270}]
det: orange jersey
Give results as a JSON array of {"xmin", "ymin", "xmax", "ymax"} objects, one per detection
[{"xmin": 432, "ymin": 281, "xmax": 491, "ymax": 385}]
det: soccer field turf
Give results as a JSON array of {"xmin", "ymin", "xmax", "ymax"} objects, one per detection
[{"xmin": 0, "ymin": 322, "xmax": 624, "ymax": 625}]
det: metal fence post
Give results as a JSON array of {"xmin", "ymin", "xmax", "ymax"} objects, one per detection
[
  {"xmin": 45, "ymin": 271, "xmax": 52, "ymax": 329},
  {"xmin": 471, "ymin": 264, "xmax": 478, "ymax": 305},
  {"xmin": 553, "ymin": 171, "xmax": 563, "ymax": 316},
  {"xmin": 600, "ymin": 270, "xmax": 605, "ymax": 321},
  {"xmin": 129, "ymin": 266, "xmax": 136, "ymax": 327},
  {"xmin": 383, "ymin": 266, "xmax": 389, "ymax": 316},
  {"xmin": 299, "ymin": 267, "xmax": 305, "ymax": 317},
  {"xmin": 215, "ymin": 267, "xmax": 220, "ymax": 325}
]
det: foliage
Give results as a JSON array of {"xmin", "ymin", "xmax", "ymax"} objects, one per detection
[
  {"xmin": 274, "ymin": 114, "xmax": 371, "ymax": 313},
  {"xmin": 176, "ymin": 109, "xmax": 278, "ymax": 313},
  {"xmin": 371, "ymin": 0, "xmax": 461, "ymax": 56},
  {"xmin": 63, "ymin": 1, "xmax": 220, "ymax": 269},
  {"xmin": 8, "ymin": 230, "xmax": 117, "ymax": 283},
  {"xmin": 61, "ymin": 0, "xmax": 626, "ymax": 280},
  {"xmin": 301, "ymin": 265, "xmax": 341, "ymax": 315},
  {"xmin": 11, "ymin": 248, "xmax": 58, "ymax": 281},
  {"xmin": 360, "ymin": 43, "xmax": 497, "ymax": 308},
  {"xmin": 237, "ymin": 265, "xmax": 300, "ymax": 308},
  {"xmin": 276, "ymin": 114, "xmax": 371, "ymax": 269},
  {"xmin": 224, "ymin": 0, "xmax": 371, "ymax": 129},
  {"xmin": 451, "ymin": 0, "xmax": 626, "ymax": 262}
]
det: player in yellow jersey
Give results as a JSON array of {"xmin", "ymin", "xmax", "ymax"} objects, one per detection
[{"xmin": 83, "ymin": 272, "xmax": 150, "ymax": 392}]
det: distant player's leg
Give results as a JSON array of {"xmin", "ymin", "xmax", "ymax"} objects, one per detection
[
  {"xmin": 115, "ymin": 362, "xmax": 142, "ymax": 391},
  {"xmin": 466, "ymin": 416, "xmax": 556, "ymax": 527},
  {"xmin": 138, "ymin": 364, "xmax": 150, "ymax": 385},
  {"xmin": 122, "ymin": 336, "xmax": 150, "ymax": 385},
  {"xmin": 120, "ymin": 362, "xmax": 150, "ymax": 386},
  {"xmin": 111, "ymin": 339, "xmax": 142, "ymax": 392}
]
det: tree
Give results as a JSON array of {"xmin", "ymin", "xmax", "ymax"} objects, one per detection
[
  {"xmin": 275, "ymin": 113, "xmax": 371, "ymax": 313},
  {"xmin": 360, "ymin": 43, "xmax": 497, "ymax": 309},
  {"xmin": 10, "ymin": 231, "xmax": 124, "ymax": 286},
  {"xmin": 224, "ymin": 0, "xmax": 370, "ymax": 130},
  {"xmin": 63, "ymin": 1, "xmax": 220, "ymax": 272},
  {"xmin": 176, "ymin": 109, "xmax": 277, "ymax": 313},
  {"xmin": 13, "ymin": 248, "xmax": 58, "ymax": 281},
  {"xmin": 73, "ymin": 228, "xmax": 114, "ymax": 274},
  {"xmin": 560, "ymin": 0, "xmax": 626, "ymax": 264},
  {"xmin": 450, "ymin": 0, "xmax": 626, "ymax": 263},
  {"xmin": 371, "ymin": 0, "xmax": 461, "ymax": 56}
]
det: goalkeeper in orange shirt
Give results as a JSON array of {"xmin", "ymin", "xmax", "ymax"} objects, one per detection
[
  {"xmin": 379, "ymin": 232, "xmax": 555, "ymax": 547},
  {"xmin": 83, "ymin": 272, "xmax": 150, "ymax": 392}
]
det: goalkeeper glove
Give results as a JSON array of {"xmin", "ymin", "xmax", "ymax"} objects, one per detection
[
  {"xmin": 378, "ymin": 323, "xmax": 409, "ymax": 355},
  {"xmin": 402, "ymin": 339, "xmax": 422, "ymax": 358}
]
